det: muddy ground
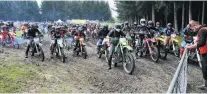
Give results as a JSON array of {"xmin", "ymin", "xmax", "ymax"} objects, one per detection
[{"xmin": 0, "ymin": 37, "xmax": 206, "ymax": 93}]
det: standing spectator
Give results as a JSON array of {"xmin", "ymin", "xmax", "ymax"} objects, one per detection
[{"xmin": 186, "ymin": 20, "xmax": 207, "ymax": 89}]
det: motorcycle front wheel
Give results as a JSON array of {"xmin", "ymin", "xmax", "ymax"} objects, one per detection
[
  {"xmin": 82, "ymin": 47, "xmax": 87, "ymax": 59},
  {"xmin": 60, "ymin": 48, "xmax": 65, "ymax": 63},
  {"xmin": 150, "ymin": 45, "xmax": 159, "ymax": 62},
  {"xmin": 123, "ymin": 53, "xmax": 135, "ymax": 75},
  {"xmin": 38, "ymin": 45, "xmax": 44, "ymax": 62}
]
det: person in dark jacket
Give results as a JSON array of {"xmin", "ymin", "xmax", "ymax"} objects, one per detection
[
  {"xmin": 107, "ymin": 23, "xmax": 126, "ymax": 70},
  {"xmin": 25, "ymin": 24, "xmax": 42, "ymax": 58},
  {"xmin": 96, "ymin": 25, "xmax": 110, "ymax": 53},
  {"xmin": 186, "ymin": 20, "xmax": 207, "ymax": 90},
  {"xmin": 73, "ymin": 27, "xmax": 86, "ymax": 52}
]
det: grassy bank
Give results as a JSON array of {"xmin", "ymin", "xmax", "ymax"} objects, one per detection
[{"xmin": 0, "ymin": 57, "xmax": 38, "ymax": 93}]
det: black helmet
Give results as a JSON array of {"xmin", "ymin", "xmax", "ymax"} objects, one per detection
[
  {"xmin": 114, "ymin": 23, "xmax": 122, "ymax": 30},
  {"xmin": 104, "ymin": 24, "xmax": 108, "ymax": 30}
]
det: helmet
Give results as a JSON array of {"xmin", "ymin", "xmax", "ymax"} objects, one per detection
[
  {"xmin": 78, "ymin": 27, "xmax": 82, "ymax": 31},
  {"xmin": 55, "ymin": 26, "xmax": 61, "ymax": 29},
  {"xmin": 134, "ymin": 22, "xmax": 137, "ymax": 25},
  {"xmin": 1, "ymin": 25, "xmax": 8, "ymax": 29},
  {"xmin": 148, "ymin": 20, "xmax": 154, "ymax": 27},
  {"xmin": 30, "ymin": 23, "xmax": 36, "ymax": 28},
  {"xmin": 114, "ymin": 23, "xmax": 122, "ymax": 31},
  {"xmin": 104, "ymin": 24, "xmax": 108, "ymax": 30},
  {"xmin": 140, "ymin": 18, "xmax": 146, "ymax": 26},
  {"xmin": 100, "ymin": 25, "xmax": 104, "ymax": 30},
  {"xmin": 167, "ymin": 23, "xmax": 172, "ymax": 27},
  {"xmin": 52, "ymin": 26, "xmax": 55, "ymax": 29},
  {"xmin": 156, "ymin": 22, "xmax": 160, "ymax": 25},
  {"xmin": 1, "ymin": 25, "xmax": 9, "ymax": 31},
  {"xmin": 124, "ymin": 21, "xmax": 128, "ymax": 26}
]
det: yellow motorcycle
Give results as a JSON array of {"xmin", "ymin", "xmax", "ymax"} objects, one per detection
[{"xmin": 155, "ymin": 32, "xmax": 182, "ymax": 59}]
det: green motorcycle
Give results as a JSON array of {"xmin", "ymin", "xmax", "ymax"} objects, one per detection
[{"xmin": 110, "ymin": 37, "xmax": 135, "ymax": 74}]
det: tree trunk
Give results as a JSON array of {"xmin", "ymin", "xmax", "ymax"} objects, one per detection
[
  {"xmin": 152, "ymin": 1, "xmax": 155, "ymax": 24},
  {"xmin": 146, "ymin": 14, "xmax": 149, "ymax": 23},
  {"xmin": 165, "ymin": 16, "xmax": 168, "ymax": 25},
  {"xmin": 202, "ymin": 1, "xmax": 205, "ymax": 25},
  {"xmin": 182, "ymin": 2, "xmax": 185, "ymax": 30},
  {"xmin": 174, "ymin": 2, "xmax": 178, "ymax": 32},
  {"xmin": 198, "ymin": 8, "xmax": 200, "ymax": 23},
  {"xmin": 189, "ymin": 1, "xmax": 192, "ymax": 21}
]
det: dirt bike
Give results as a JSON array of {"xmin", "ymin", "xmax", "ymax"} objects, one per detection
[
  {"xmin": 28, "ymin": 36, "xmax": 44, "ymax": 61},
  {"xmin": 135, "ymin": 32, "xmax": 159, "ymax": 62},
  {"xmin": 180, "ymin": 36, "xmax": 202, "ymax": 68},
  {"xmin": 51, "ymin": 37, "xmax": 66, "ymax": 63},
  {"xmin": 168, "ymin": 33, "xmax": 181, "ymax": 57},
  {"xmin": 128, "ymin": 30, "xmax": 136, "ymax": 48},
  {"xmin": 155, "ymin": 32, "xmax": 168, "ymax": 59},
  {"xmin": 0, "ymin": 32, "xmax": 19, "ymax": 49},
  {"xmin": 63, "ymin": 36, "xmax": 74, "ymax": 51},
  {"xmin": 97, "ymin": 37, "xmax": 110, "ymax": 62},
  {"xmin": 110, "ymin": 37, "xmax": 135, "ymax": 74},
  {"xmin": 73, "ymin": 37, "xmax": 87, "ymax": 59}
]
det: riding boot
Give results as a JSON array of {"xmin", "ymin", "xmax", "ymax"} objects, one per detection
[
  {"xmin": 25, "ymin": 45, "xmax": 30, "ymax": 58},
  {"xmin": 108, "ymin": 59, "xmax": 112, "ymax": 70},
  {"xmin": 50, "ymin": 46, "xmax": 54, "ymax": 58}
]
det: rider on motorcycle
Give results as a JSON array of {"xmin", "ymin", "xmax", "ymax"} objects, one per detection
[
  {"xmin": 132, "ymin": 22, "xmax": 138, "ymax": 30},
  {"xmin": 107, "ymin": 23, "xmax": 126, "ymax": 70},
  {"xmin": 25, "ymin": 23, "xmax": 42, "ymax": 58},
  {"xmin": 97, "ymin": 25, "xmax": 110, "ymax": 53},
  {"xmin": 122, "ymin": 21, "xmax": 131, "ymax": 34},
  {"xmin": 137, "ymin": 18, "xmax": 149, "ymax": 47},
  {"xmin": 155, "ymin": 22, "xmax": 164, "ymax": 33},
  {"xmin": 50, "ymin": 26, "xmax": 66, "ymax": 58},
  {"xmin": 73, "ymin": 27, "xmax": 86, "ymax": 52},
  {"xmin": 147, "ymin": 21, "xmax": 158, "ymax": 36},
  {"xmin": 163, "ymin": 23, "xmax": 176, "ymax": 49},
  {"xmin": 1, "ymin": 25, "xmax": 14, "ymax": 45}
]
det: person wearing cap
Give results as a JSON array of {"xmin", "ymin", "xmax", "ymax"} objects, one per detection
[{"xmin": 186, "ymin": 20, "xmax": 207, "ymax": 89}]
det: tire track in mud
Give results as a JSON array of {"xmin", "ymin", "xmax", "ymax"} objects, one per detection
[{"xmin": 0, "ymin": 38, "xmax": 206, "ymax": 93}]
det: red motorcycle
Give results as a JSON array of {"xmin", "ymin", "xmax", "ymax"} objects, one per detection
[{"xmin": 135, "ymin": 32, "xmax": 159, "ymax": 62}]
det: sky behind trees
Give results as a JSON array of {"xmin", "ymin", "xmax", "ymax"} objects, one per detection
[{"xmin": 36, "ymin": 0, "xmax": 118, "ymax": 18}]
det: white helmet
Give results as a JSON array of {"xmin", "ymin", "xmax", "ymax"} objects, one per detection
[{"xmin": 140, "ymin": 18, "xmax": 146, "ymax": 26}]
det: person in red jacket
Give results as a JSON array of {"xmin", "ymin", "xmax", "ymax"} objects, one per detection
[{"xmin": 186, "ymin": 20, "xmax": 207, "ymax": 89}]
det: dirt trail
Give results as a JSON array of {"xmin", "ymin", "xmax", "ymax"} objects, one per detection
[{"xmin": 0, "ymin": 39, "xmax": 206, "ymax": 93}]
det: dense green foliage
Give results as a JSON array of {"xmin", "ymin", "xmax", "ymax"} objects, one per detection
[
  {"xmin": 0, "ymin": 1, "xmax": 112, "ymax": 21},
  {"xmin": 116, "ymin": 1, "xmax": 207, "ymax": 31},
  {"xmin": 0, "ymin": 1, "xmax": 41, "ymax": 21}
]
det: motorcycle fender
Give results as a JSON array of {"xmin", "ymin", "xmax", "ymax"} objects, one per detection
[
  {"xmin": 123, "ymin": 46, "xmax": 133, "ymax": 51},
  {"xmin": 171, "ymin": 38, "xmax": 179, "ymax": 43},
  {"xmin": 57, "ymin": 39, "xmax": 63, "ymax": 48},
  {"xmin": 39, "ymin": 43, "xmax": 43, "ymax": 46}
]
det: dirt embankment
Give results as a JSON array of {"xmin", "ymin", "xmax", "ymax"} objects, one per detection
[{"xmin": 0, "ymin": 39, "xmax": 206, "ymax": 93}]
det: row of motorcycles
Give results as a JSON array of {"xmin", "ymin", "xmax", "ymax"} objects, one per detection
[{"xmin": 95, "ymin": 28, "xmax": 182, "ymax": 75}]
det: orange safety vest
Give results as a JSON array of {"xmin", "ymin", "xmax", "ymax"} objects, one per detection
[{"xmin": 197, "ymin": 27, "xmax": 207, "ymax": 55}]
